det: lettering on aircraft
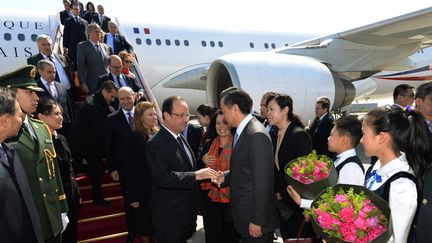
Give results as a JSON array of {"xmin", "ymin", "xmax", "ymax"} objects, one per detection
[
  {"xmin": 2, "ymin": 20, "xmax": 43, "ymax": 30},
  {"xmin": 0, "ymin": 47, "xmax": 33, "ymax": 58}
]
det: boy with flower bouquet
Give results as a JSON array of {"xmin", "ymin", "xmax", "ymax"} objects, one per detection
[
  {"xmin": 287, "ymin": 116, "xmax": 365, "ymax": 209},
  {"xmin": 310, "ymin": 184, "xmax": 392, "ymax": 243}
]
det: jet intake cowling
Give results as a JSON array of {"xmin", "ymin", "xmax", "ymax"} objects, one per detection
[{"xmin": 206, "ymin": 52, "xmax": 355, "ymax": 123}]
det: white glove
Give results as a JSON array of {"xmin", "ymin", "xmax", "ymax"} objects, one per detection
[{"xmin": 61, "ymin": 213, "xmax": 69, "ymax": 232}]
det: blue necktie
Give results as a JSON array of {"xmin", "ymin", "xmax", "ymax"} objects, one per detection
[
  {"xmin": 367, "ymin": 170, "xmax": 382, "ymax": 189},
  {"xmin": 233, "ymin": 132, "xmax": 239, "ymax": 147}
]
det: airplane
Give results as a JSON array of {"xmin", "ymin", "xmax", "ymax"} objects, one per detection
[{"xmin": 1, "ymin": 7, "xmax": 432, "ymax": 122}]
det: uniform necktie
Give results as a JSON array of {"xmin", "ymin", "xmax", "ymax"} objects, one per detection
[
  {"xmin": 366, "ymin": 170, "xmax": 382, "ymax": 189},
  {"xmin": 127, "ymin": 112, "xmax": 134, "ymax": 130}
]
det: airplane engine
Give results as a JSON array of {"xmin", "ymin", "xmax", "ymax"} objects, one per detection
[{"xmin": 206, "ymin": 52, "xmax": 356, "ymax": 123}]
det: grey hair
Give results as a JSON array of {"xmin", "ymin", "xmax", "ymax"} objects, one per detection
[
  {"xmin": 36, "ymin": 59, "xmax": 54, "ymax": 71},
  {"xmin": 86, "ymin": 23, "xmax": 102, "ymax": 34},
  {"xmin": 0, "ymin": 87, "xmax": 17, "ymax": 116},
  {"xmin": 36, "ymin": 34, "xmax": 52, "ymax": 43}
]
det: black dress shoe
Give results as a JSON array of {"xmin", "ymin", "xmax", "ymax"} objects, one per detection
[{"xmin": 93, "ymin": 199, "xmax": 112, "ymax": 207}]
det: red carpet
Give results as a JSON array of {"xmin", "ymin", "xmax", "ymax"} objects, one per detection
[{"xmin": 77, "ymin": 173, "xmax": 131, "ymax": 242}]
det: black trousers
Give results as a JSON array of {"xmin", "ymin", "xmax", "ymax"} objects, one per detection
[
  {"xmin": 240, "ymin": 232, "xmax": 274, "ymax": 243},
  {"xmin": 154, "ymin": 223, "xmax": 194, "ymax": 243},
  {"xmin": 85, "ymin": 156, "xmax": 105, "ymax": 201},
  {"xmin": 203, "ymin": 201, "xmax": 238, "ymax": 243},
  {"xmin": 61, "ymin": 193, "xmax": 80, "ymax": 243}
]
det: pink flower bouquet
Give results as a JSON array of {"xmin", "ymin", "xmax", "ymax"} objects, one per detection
[
  {"xmin": 310, "ymin": 184, "xmax": 392, "ymax": 243},
  {"xmin": 284, "ymin": 150, "xmax": 338, "ymax": 199}
]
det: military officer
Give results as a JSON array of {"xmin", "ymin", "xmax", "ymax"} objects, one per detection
[{"xmin": 0, "ymin": 65, "xmax": 69, "ymax": 243}]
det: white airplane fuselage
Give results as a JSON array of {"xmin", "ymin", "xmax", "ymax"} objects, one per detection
[{"xmin": 1, "ymin": 10, "xmax": 431, "ymax": 116}]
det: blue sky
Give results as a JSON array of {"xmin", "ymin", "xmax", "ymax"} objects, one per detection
[{"xmin": 4, "ymin": 0, "xmax": 431, "ymax": 34}]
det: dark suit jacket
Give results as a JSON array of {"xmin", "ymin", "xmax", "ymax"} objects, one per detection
[
  {"xmin": 97, "ymin": 72, "xmax": 140, "ymax": 92},
  {"xmin": 59, "ymin": 10, "xmax": 71, "ymax": 25},
  {"xmin": 77, "ymin": 41, "xmax": 111, "ymax": 94},
  {"xmin": 105, "ymin": 109, "xmax": 133, "ymax": 174},
  {"xmin": 311, "ymin": 113, "xmax": 335, "ymax": 158},
  {"xmin": 92, "ymin": 14, "xmax": 111, "ymax": 32},
  {"xmin": 185, "ymin": 122, "xmax": 203, "ymax": 158},
  {"xmin": 0, "ymin": 143, "xmax": 44, "ymax": 243},
  {"xmin": 274, "ymin": 123, "xmax": 312, "ymax": 208},
  {"xmin": 27, "ymin": 53, "xmax": 73, "ymax": 85},
  {"xmin": 69, "ymin": 91, "xmax": 112, "ymax": 159},
  {"xmin": 146, "ymin": 126, "xmax": 199, "ymax": 227},
  {"xmin": 224, "ymin": 117, "xmax": 279, "ymax": 237},
  {"xmin": 416, "ymin": 166, "xmax": 432, "ymax": 242},
  {"xmin": 36, "ymin": 79, "xmax": 73, "ymax": 124},
  {"xmin": 123, "ymin": 131, "xmax": 152, "ymax": 205},
  {"xmin": 103, "ymin": 33, "xmax": 133, "ymax": 54},
  {"xmin": 63, "ymin": 16, "xmax": 88, "ymax": 62}
]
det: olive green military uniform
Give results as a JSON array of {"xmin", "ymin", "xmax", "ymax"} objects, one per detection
[{"xmin": 0, "ymin": 65, "xmax": 68, "ymax": 243}]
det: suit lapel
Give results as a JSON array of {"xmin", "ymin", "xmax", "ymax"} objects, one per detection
[
  {"xmin": 232, "ymin": 119, "xmax": 253, "ymax": 155},
  {"xmin": 118, "ymin": 110, "xmax": 130, "ymax": 131},
  {"xmin": 161, "ymin": 127, "xmax": 194, "ymax": 169}
]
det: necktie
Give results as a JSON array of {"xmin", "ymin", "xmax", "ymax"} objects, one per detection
[
  {"xmin": 47, "ymin": 82, "xmax": 57, "ymax": 99},
  {"xmin": 127, "ymin": 112, "xmax": 134, "ymax": 130},
  {"xmin": 367, "ymin": 170, "xmax": 382, "ymax": 189},
  {"xmin": 233, "ymin": 132, "xmax": 239, "ymax": 147},
  {"xmin": 95, "ymin": 44, "xmax": 102, "ymax": 58},
  {"xmin": 75, "ymin": 16, "xmax": 79, "ymax": 23},
  {"xmin": 0, "ymin": 144, "xmax": 5, "ymax": 159},
  {"xmin": 116, "ymin": 76, "xmax": 122, "ymax": 87},
  {"xmin": 177, "ymin": 136, "xmax": 193, "ymax": 166}
]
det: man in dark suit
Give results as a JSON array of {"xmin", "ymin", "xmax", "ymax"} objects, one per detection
[
  {"xmin": 77, "ymin": 23, "xmax": 111, "ymax": 94},
  {"xmin": 307, "ymin": 97, "xmax": 335, "ymax": 158},
  {"xmin": 63, "ymin": 2, "xmax": 88, "ymax": 69},
  {"xmin": 217, "ymin": 87, "xmax": 279, "ymax": 242},
  {"xmin": 105, "ymin": 86, "xmax": 136, "ymax": 242},
  {"xmin": 69, "ymin": 81, "xmax": 118, "ymax": 206},
  {"xmin": 93, "ymin": 4, "xmax": 111, "ymax": 33},
  {"xmin": 146, "ymin": 96, "xmax": 218, "ymax": 243},
  {"xmin": 35, "ymin": 60, "xmax": 73, "ymax": 134},
  {"xmin": 27, "ymin": 34, "xmax": 79, "ymax": 103},
  {"xmin": 104, "ymin": 21, "xmax": 134, "ymax": 55},
  {"xmin": 0, "ymin": 65, "xmax": 69, "ymax": 243},
  {"xmin": 60, "ymin": 0, "xmax": 72, "ymax": 25},
  {"xmin": 72, "ymin": 0, "xmax": 85, "ymax": 17},
  {"xmin": 97, "ymin": 55, "xmax": 140, "ymax": 92},
  {"xmin": 0, "ymin": 87, "xmax": 44, "ymax": 243}
]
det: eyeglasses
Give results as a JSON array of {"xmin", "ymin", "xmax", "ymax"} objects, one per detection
[
  {"xmin": 401, "ymin": 93, "xmax": 415, "ymax": 98},
  {"xmin": 170, "ymin": 112, "xmax": 190, "ymax": 119}
]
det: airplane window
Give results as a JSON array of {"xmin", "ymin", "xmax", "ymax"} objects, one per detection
[
  {"xmin": 165, "ymin": 39, "xmax": 171, "ymax": 46},
  {"xmin": 156, "ymin": 39, "xmax": 161, "ymax": 46},
  {"xmin": 175, "ymin": 39, "xmax": 180, "ymax": 46},
  {"xmin": 249, "ymin": 42, "xmax": 254, "ymax": 48},
  {"xmin": 31, "ymin": 34, "xmax": 38, "ymax": 42},
  {"xmin": 210, "ymin": 41, "xmax": 215, "ymax": 47},
  {"xmin": 201, "ymin": 41, "xmax": 207, "ymax": 47},
  {"xmin": 285, "ymin": 44, "xmax": 289, "ymax": 46},
  {"xmin": 146, "ymin": 38, "xmax": 152, "ymax": 45},
  {"xmin": 271, "ymin": 43, "xmax": 276, "ymax": 49},
  {"xmin": 218, "ymin": 41, "xmax": 223, "ymax": 47},
  {"xmin": 184, "ymin": 40, "xmax": 190, "ymax": 46},
  {"xmin": 4, "ymin": 33, "xmax": 12, "ymax": 41},
  {"xmin": 17, "ymin": 34, "xmax": 25, "ymax": 41},
  {"xmin": 135, "ymin": 38, "xmax": 142, "ymax": 45},
  {"xmin": 264, "ymin": 43, "xmax": 269, "ymax": 49}
]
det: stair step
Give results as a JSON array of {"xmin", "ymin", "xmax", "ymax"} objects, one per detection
[
  {"xmin": 77, "ymin": 212, "xmax": 127, "ymax": 241},
  {"xmin": 82, "ymin": 195, "xmax": 123, "ymax": 205},
  {"xmin": 78, "ymin": 212, "xmax": 125, "ymax": 223},
  {"xmin": 79, "ymin": 185, "xmax": 123, "ymax": 202},
  {"xmin": 79, "ymin": 182, "xmax": 120, "ymax": 191},
  {"xmin": 78, "ymin": 232, "xmax": 128, "ymax": 243},
  {"xmin": 78, "ymin": 198, "xmax": 125, "ymax": 219}
]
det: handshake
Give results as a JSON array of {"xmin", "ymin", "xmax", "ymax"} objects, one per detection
[{"xmin": 195, "ymin": 168, "xmax": 225, "ymax": 187}]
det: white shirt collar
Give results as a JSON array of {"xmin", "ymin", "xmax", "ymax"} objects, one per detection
[
  {"xmin": 122, "ymin": 107, "xmax": 134, "ymax": 117},
  {"xmin": 319, "ymin": 112, "xmax": 328, "ymax": 121},
  {"xmin": 334, "ymin": 148, "xmax": 356, "ymax": 167},
  {"xmin": 163, "ymin": 125, "xmax": 181, "ymax": 139},
  {"xmin": 40, "ymin": 77, "xmax": 53, "ymax": 87},
  {"xmin": 373, "ymin": 153, "xmax": 413, "ymax": 177},
  {"xmin": 235, "ymin": 114, "xmax": 253, "ymax": 137}
]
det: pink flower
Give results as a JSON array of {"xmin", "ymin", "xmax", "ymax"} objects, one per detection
[
  {"xmin": 338, "ymin": 207, "xmax": 355, "ymax": 223},
  {"xmin": 317, "ymin": 212, "xmax": 337, "ymax": 230},
  {"xmin": 334, "ymin": 194, "xmax": 348, "ymax": 203},
  {"xmin": 353, "ymin": 216, "xmax": 368, "ymax": 231}
]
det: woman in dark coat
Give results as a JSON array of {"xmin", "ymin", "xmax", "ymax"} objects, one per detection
[
  {"xmin": 123, "ymin": 101, "xmax": 159, "ymax": 243},
  {"xmin": 36, "ymin": 98, "xmax": 80, "ymax": 243}
]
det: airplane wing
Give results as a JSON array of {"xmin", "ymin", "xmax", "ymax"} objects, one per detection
[{"xmin": 277, "ymin": 7, "xmax": 432, "ymax": 81}]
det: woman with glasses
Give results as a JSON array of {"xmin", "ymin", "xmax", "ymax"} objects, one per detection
[
  {"xmin": 123, "ymin": 101, "xmax": 159, "ymax": 243},
  {"xmin": 119, "ymin": 51, "xmax": 136, "ymax": 79},
  {"xmin": 35, "ymin": 98, "xmax": 80, "ymax": 243}
]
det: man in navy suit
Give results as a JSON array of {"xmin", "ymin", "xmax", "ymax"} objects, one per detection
[
  {"xmin": 217, "ymin": 87, "xmax": 279, "ymax": 242},
  {"xmin": 35, "ymin": 60, "xmax": 73, "ymax": 133},
  {"xmin": 308, "ymin": 97, "xmax": 335, "ymax": 158},
  {"xmin": 146, "ymin": 96, "xmax": 218, "ymax": 243},
  {"xmin": 104, "ymin": 21, "xmax": 134, "ymax": 55},
  {"xmin": 97, "ymin": 55, "xmax": 140, "ymax": 92},
  {"xmin": 63, "ymin": 2, "xmax": 88, "ymax": 69}
]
